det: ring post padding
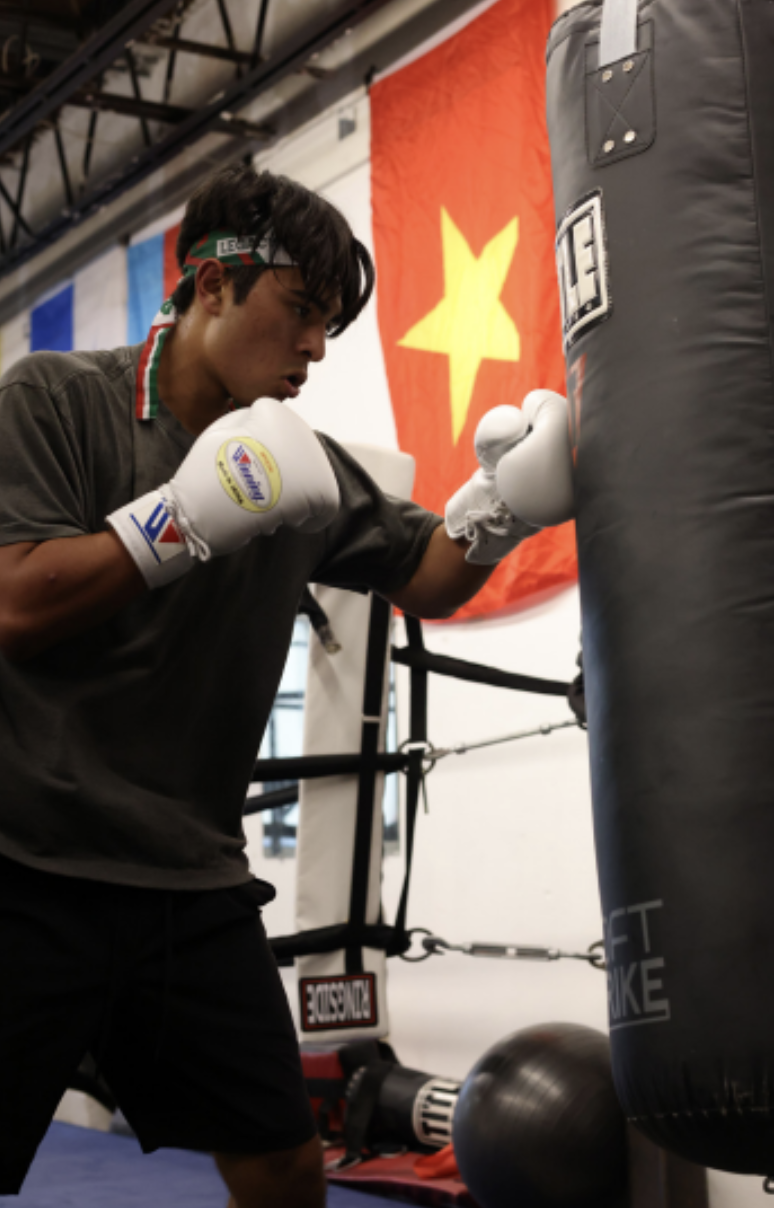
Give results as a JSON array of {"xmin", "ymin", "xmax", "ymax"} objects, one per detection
[
  {"xmin": 294, "ymin": 443, "xmax": 416, "ymax": 1043},
  {"xmin": 599, "ymin": 0, "xmax": 639, "ymax": 67}
]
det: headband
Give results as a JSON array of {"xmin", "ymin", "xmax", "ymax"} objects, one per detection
[{"xmin": 135, "ymin": 228, "xmax": 297, "ymax": 421}]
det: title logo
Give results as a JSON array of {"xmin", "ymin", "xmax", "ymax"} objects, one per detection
[
  {"xmin": 299, "ymin": 974, "xmax": 378, "ymax": 1032},
  {"xmin": 216, "ymin": 437, "xmax": 281, "ymax": 513},
  {"xmin": 555, "ymin": 190, "xmax": 611, "ymax": 353}
]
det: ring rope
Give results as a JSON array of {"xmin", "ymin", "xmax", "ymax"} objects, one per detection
[
  {"xmin": 261, "ymin": 613, "xmax": 585, "ymax": 966},
  {"xmin": 246, "ymin": 720, "xmax": 581, "ymax": 814}
]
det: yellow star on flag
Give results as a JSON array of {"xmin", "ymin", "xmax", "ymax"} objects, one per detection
[{"xmin": 398, "ymin": 208, "xmax": 521, "ymax": 444}]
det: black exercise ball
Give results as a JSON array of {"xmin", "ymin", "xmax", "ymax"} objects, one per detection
[{"xmin": 453, "ymin": 1022, "xmax": 628, "ymax": 1208}]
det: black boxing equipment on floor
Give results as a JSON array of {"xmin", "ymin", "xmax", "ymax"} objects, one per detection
[
  {"xmin": 547, "ymin": 0, "xmax": 774, "ymax": 1176},
  {"xmin": 56, "ymin": 1026, "xmax": 707, "ymax": 1208},
  {"xmin": 453, "ymin": 1023, "xmax": 628, "ymax": 1208},
  {"xmin": 302, "ymin": 1028, "xmax": 708, "ymax": 1208}
]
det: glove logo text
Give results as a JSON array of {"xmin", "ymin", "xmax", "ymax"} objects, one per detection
[{"xmin": 216, "ymin": 437, "xmax": 282, "ymax": 513}]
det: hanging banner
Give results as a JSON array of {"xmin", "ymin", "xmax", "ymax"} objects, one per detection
[
  {"xmin": 371, "ymin": 0, "xmax": 576, "ymax": 618},
  {"xmin": 127, "ymin": 222, "xmax": 181, "ymax": 345}
]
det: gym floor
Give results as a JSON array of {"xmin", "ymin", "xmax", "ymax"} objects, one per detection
[{"xmin": 0, "ymin": 1124, "xmax": 399, "ymax": 1208}]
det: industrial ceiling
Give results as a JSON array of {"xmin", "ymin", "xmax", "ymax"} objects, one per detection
[{"xmin": 0, "ymin": 0, "xmax": 487, "ymax": 325}]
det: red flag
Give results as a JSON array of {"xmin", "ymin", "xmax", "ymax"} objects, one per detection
[
  {"xmin": 371, "ymin": 0, "xmax": 576, "ymax": 619},
  {"xmin": 163, "ymin": 222, "xmax": 182, "ymax": 298}
]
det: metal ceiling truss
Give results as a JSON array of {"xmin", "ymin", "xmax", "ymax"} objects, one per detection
[
  {"xmin": 0, "ymin": 0, "xmax": 394, "ymax": 283},
  {"xmin": 0, "ymin": 0, "xmax": 487, "ymax": 320},
  {"xmin": 0, "ymin": 0, "xmax": 182, "ymax": 159}
]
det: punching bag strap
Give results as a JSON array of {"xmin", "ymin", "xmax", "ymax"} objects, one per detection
[{"xmin": 599, "ymin": 0, "xmax": 638, "ymax": 66}]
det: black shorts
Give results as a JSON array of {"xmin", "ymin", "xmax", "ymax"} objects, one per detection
[{"xmin": 0, "ymin": 853, "xmax": 316, "ymax": 1194}]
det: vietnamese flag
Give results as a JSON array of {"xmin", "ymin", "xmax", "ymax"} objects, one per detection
[{"xmin": 371, "ymin": 0, "xmax": 576, "ymax": 619}]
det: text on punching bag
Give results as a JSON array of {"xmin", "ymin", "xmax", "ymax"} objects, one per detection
[
  {"xmin": 605, "ymin": 900, "xmax": 671, "ymax": 1031},
  {"xmin": 555, "ymin": 189, "xmax": 611, "ymax": 352}
]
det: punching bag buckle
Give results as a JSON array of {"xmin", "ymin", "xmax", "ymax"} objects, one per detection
[{"xmin": 586, "ymin": 21, "xmax": 655, "ymax": 168}]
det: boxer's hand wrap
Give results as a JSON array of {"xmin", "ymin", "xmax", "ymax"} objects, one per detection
[
  {"xmin": 108, "ymin": 399, "xmax": 340, "ymax": 590},
  {"xmin": 446, "ymin": 405, "xmax": 537, "ymax": 565}
]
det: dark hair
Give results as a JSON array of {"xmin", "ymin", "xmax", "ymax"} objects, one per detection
[{"xmin": 172, "ymin": 164, "xmax": 374, "ymax": 336}]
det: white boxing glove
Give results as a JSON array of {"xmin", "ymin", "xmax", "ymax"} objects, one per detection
[
  {"xmin": 495, "ymin": 390, "xmax": 575, "ymax": 528},
  {"xmin": 445, "ymin": 405, "xmax": 538, "ymax": 565},
  {"xmin": 108, "ymin": 399, "xmax": 340, "ymax": 589}
]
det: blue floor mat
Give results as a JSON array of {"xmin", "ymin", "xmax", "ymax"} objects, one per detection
[{"xmin": 1, "ymin": 1122, "xmax": 399, "ymax": 1207}]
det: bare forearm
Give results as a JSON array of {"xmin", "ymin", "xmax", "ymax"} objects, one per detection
[
  {"xmin": 0, "ymin": 532, "xmax": 146, "ymax": 662},
  {"xmin": 387, "ymin": 525, "xmax": 496, "ymax": 619}
]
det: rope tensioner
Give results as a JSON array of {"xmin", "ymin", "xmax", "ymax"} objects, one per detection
[
  {"xmin": 422, "ymin": 718, "xmax": 581, "ymax": 770},
  {"xmin": 410, "ymin": 932, "xmax": 606, "ymax": 970}
]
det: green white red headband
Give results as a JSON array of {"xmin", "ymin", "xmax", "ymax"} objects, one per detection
[{"xmin": 135, "ymin": 228, "xmax": 297, "ymax": 421}]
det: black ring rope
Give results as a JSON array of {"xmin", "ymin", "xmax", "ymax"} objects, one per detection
[
  {"xmin": 259, "ymin": 612, "xmax": 581, "ymax": 965},
  {"xmin": 251, "ymin": 750, "xmax": 410, "ymax": 784},
  {"xmin": 389, "ymin": 644, "xmax": 570, "ymax": 697}
]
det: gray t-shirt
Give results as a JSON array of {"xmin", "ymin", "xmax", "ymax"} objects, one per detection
[{"xmin": 0, "ymin": 345, "xmax": 440, "ymax": 889}]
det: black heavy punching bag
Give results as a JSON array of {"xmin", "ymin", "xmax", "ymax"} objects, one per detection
[{"xmin": 546, "ymin": 0, "xmax": 774, "ymax": 1175}]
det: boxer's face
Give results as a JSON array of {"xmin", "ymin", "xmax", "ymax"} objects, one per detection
[{"xmin": 202, "ymin": 265, "xmax": 342, "ymax": 407}]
